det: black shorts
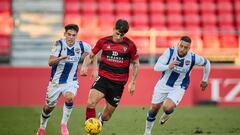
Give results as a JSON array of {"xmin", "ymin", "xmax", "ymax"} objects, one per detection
[{"xmin": 91, "ymin": 76, "xmax": 125, "ymax": 107}]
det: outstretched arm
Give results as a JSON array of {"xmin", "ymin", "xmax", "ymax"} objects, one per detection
[
  {"xmin": 80, "ymin": 52, "xmax": 96, "ymax": 76},
  {"xmin": 128, "ymin": 58, "xmax": 140, "ymax": 95},
  {"xmin": 200, "ymin": 58, "xmax": 211, "ymax": 91}
]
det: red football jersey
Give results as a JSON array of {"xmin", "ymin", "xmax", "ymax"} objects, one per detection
[{"xmin": 92, "ymin": 36, "xmax": 139, "ymax": 83}]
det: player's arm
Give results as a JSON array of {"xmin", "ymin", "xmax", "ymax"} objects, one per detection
[
  {"xmin": 128, "ymin": 58, "xmax": 140, "ymax": 95},
  {"xmin": 201, "ymin": 58, "xmax": 211, "ymax": 91},
  {"xmin": 154, "ymin": 49, "xmax": 180, "ymax": 71},
  {"xmin": 48, "ymin": 40, "xmax": 67, "ymax": 66},
  {"xmin": 196, "ymin": 55, "xmax": 211, "ymax": 91},
  {"xmin": 48, "ymin": 55, "xmax": 67, "ymax": 66},
  {"xmin": 80, "ymin": 52, "xmax": 96, "ymax": 76}
]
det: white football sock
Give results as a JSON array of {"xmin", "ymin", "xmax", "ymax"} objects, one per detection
[
  {"xmin": 40, "ymin": 110, "xmax": 52, "ymax": 129},
  {"xmin": 144, "ymin": 120, "xmax": 154, "ymax": 134},
  {"xmin": 61, "ymin": 102, "xmax": 73, "ymax": 124}
]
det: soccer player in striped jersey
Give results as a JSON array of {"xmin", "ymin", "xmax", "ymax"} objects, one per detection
[
  {"xmin": 36, "ymin": 24, "xmax": 94, "ymax": 135},
  {"xmin": 80, "ymin": 19, "xmax": 140, "ymax": 126},
  {"xmin": 143, "ymin": 36, "xmax": 211, "ymax": 135}
]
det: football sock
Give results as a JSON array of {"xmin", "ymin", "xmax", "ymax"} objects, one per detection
[
  {"xmin": 145, "ymin": 111, "xmax": 157, "ymax": 133},
  {"xmin": 61, "ymin": 102, "xmax": 73, "ymax": 124},
  {"xmin": 40, "ymin": 108, "xmax": 52, "ymax": 128},
  {"xmin": 86, "ymin": 107, "xmax": 96, "ymax": 120}
]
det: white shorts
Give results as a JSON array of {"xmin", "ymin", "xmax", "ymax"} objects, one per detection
[
  {"xmin": 45, "ymin": 81, "xmax": 79, "ymax": 107},
  {"xmin": 151, "ymin": 82, "xmax": 185, "ymax": 106}
]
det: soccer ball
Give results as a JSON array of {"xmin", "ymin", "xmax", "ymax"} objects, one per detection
[{"xmin": 84, "ymin": 118, "xmax": 102, "ymax": 135}]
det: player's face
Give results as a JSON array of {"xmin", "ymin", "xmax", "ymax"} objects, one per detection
[
  {"xmin": 112, "ymin": 29, "xmax": 125, "ymax": 42},
  {"xmin": 64, "ymin": 29, "xmax": 77, "ymax": 46},
  {"xmin": 177, "ymin": 40, "xmax": 190, "ymax": 57}
]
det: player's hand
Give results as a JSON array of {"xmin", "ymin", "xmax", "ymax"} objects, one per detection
[
  {"xmin": 169, "ymin": 60, "xmax": 180, "ymax": 69},
  {"xmin": 200, "ymin": 81, "xmax": 208, "ymax": 91},
  {"xmin": 60, "ymin": 56, "xmax": 68, "ymax": 60},
  {"xmin": 80, "ymin": 66, "xmax": 88, "ymax": 76},
  {"xmin": 128, "ymin": 81, "xmax": 136, "ymax": 96}
]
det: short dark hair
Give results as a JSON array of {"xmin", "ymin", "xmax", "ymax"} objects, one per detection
[
  {"xmin": 115, "ymin": 19, "xmax": 129, "ymax": 34},
  {"xmin": 180, "ymin": 36, "xmax": 191, "ymax": 43},
  {"xmin": 65, "ymin": 24, "xmax": 79, "ymax": 33}
]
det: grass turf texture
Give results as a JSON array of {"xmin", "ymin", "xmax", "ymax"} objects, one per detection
[{"xmin": 0, "ymin": 106, "xmax": 239, "ymax": 135}]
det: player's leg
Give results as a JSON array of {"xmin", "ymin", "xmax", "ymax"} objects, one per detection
[
  {"xmin": 159, "ymin": 88, "xmax": 185, "ymax": 125},
  {"xmin": 86, "ymin": 88, "xmax": 104, "ymax": 120},
  {"xmin": 60, "ymin": 91, "xmax": 75, "ymax": 135},
  {"xmin": 98, "ymin": 81, "xmax": 124, "ymax": 124},
  {"xmin": 144, "ymin": 86, "xmax": 167, "ymax": 135},
  {"xmin": 37, "ymin": 83, "xmax": 61, "ymax": 135},
  {"xmin": 144, "ymin": 103, "xmax": 162, "ymax": 135},
  {"xmin": 86, "ymin": 76, "xmax": 106, "ymax": 120},
  {"xmin": 100, "ymin": 102, "xmax": 116, "ymax": 122}
]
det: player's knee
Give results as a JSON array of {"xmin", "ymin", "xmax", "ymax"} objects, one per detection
[
  {"xmin": 162, "ymin": 105, "xmax": 174, "ymax": 114},
  {"xmin": 64, "ymin": 93, "xmax": 74, "ymax": 103},
  {"xmin": 44, "ymin": 105, "xmax": 55, "ymax": 114},
  {"xmin": 87, "ymin": 100, "xmax": 97, "ymax": 108}
]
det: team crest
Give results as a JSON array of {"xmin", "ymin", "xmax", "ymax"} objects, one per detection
[
  {"xmin": 75, "ymin": 48, "xmax": 80, "ymax": 54},
  {"xmin": 185, "ymin": 60, "xmax": 190, "ymax": 65}
]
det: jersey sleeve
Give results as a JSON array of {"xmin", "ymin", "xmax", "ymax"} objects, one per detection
[
  {"xmin": 50, "ymin": 40, "xmax": 61, "ymax": 57},
  {"xmin": 92, "ymin": 39, "xmax": 103, "ymax": 55},
  {"xmin": 129, "ymin": 42, "xmax": 139, "ymax": 60},
  {"xmin": 82, "ymin": 41, "xmax": 92, "ymax": 53},
  {"xmin": 154, "ymin": 49, "xmax": 171, "ymax": 71},
  {"xmin": 195, "ymin": 54, "xmax": 206, "ymax": 66}
]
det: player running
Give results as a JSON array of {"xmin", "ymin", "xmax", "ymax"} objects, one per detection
[
  {"xmin": 36, "ymin": 24, "xmax": 94, "ymax": 135},
  {"xmin": 143, "ymin": 36, "xmax": 211, "ymax": 135}
]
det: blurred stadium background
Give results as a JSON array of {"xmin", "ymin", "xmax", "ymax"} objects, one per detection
[{"xmin": 0, "ymin": 0, "xmax": 240, "ymax": 134}]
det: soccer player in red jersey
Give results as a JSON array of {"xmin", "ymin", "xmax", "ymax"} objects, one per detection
[{"xmin": 80, "ymin": 19, "xmax": 140, "ymax": 125}]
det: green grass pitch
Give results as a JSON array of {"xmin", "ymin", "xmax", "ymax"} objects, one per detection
[{"xmin": 0, "ymin": 106, "xmax": 240, "ymax": 135}]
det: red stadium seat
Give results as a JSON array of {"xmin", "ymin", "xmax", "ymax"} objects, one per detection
[
  {"xmin": 236, "ymin": 15, "xmax": 240, "ymax": 31},
  {"xmin": 99, "ymin": 14, "xmax": 115, "ymax": 29},
  {"xmin": 167, "ymin": 13, "xmax": 183, "ymax": 25},
  {"xmin": 0, "ymin": 0, "xmax": 11, "ymax": 13},
  {"xmin": 64, "ymin": 1, "xmax": 81, "ymax": 14},
  {"xmin": 81, "ymin": 1, "xmax": 97, "ymax": 14},
  {"xmin": 166, "ymin": 1, "xmax": 182, "ymax": 14},
  {"xmin": 115, "ymin": 0, "xmax": 130, "ymax": 2},
  {"xmin": 219, "ymin": 25, "xmax": 236, "ymax": 35},
  {"xmin": 0, "ymin": 34, "xmax": 10, "ymax": 56},
  {"xmin": 150, "ymin": 13, "xmax": 166, "ymax": 29},
  {"xmin": 156, "ymin": 37, "xmax": 170, "ymax": 48},
  {"xmin": 115, "ymin": 13, "xmax": 132, "ymax": 24},
  {"xmin": 183, "ymin": 2, "xmax": 199, "ymax": 14},
  {"xmin": 184, "ymin": 14, "xmax": 200, "ymax": 26},
  {"xmin": 218, "ymin": 13, "xmax": 234, "ymax": 26},
  {"xmin": 201, "ymin": 13, "xmax": 217, "ymax": 26},
  {"xmin": 217, "ymin": 1, "xmax": 233, "ymax": 14},
  {"xmin": 130, "ymin": 37, "xmax": 150, "ymax": 55},
  {"xmin": 132, "ymin": 2, "xmax": 148, "ymax": 14},
  {"xmin": 234, "ymin": 0, "xmax": 240, "ymax": 13},
  {"xmin": 149, "ymin": 1, "xmax": 165, "ymax": 13},
  {"xmin": 202, "ymin": 35, "xmax": 220, "ymax": 48},
  {"xmin": 64, "ymin": 14, "xmax": 82, "ymax": 26},
  {"xmin": 219, "ymin": 35, "xmax": 238, "ymax": 48},
  {"xmin": 132, "ymin": 14, "xmax": 149, "ymax": 29},
  {"xmin": 98, "ymin": 2, "xmax": 114, "ymax": 14},
  {"xmin": 202, "ymin": 25, "xmax": 218, "ymax": 35},
  {"xmin": 115, "ymin": 2, "xmax": 131, "ymax": 14},
  {"xmin": 200, "ymin": 2, "xmax": 216, "ymax": 13},
  {"xmin": 185, "ymin": 25, "xmax": 201, "ymax": 34}
]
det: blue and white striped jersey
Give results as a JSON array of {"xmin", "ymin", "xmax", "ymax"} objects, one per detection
[
  {"xmin": 155, "ymin": 47, "xmax": 206, "ymax": 90},
  {"xmin": 50, "ymin": 39, "xmax": 91, "ymax": 84}
]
